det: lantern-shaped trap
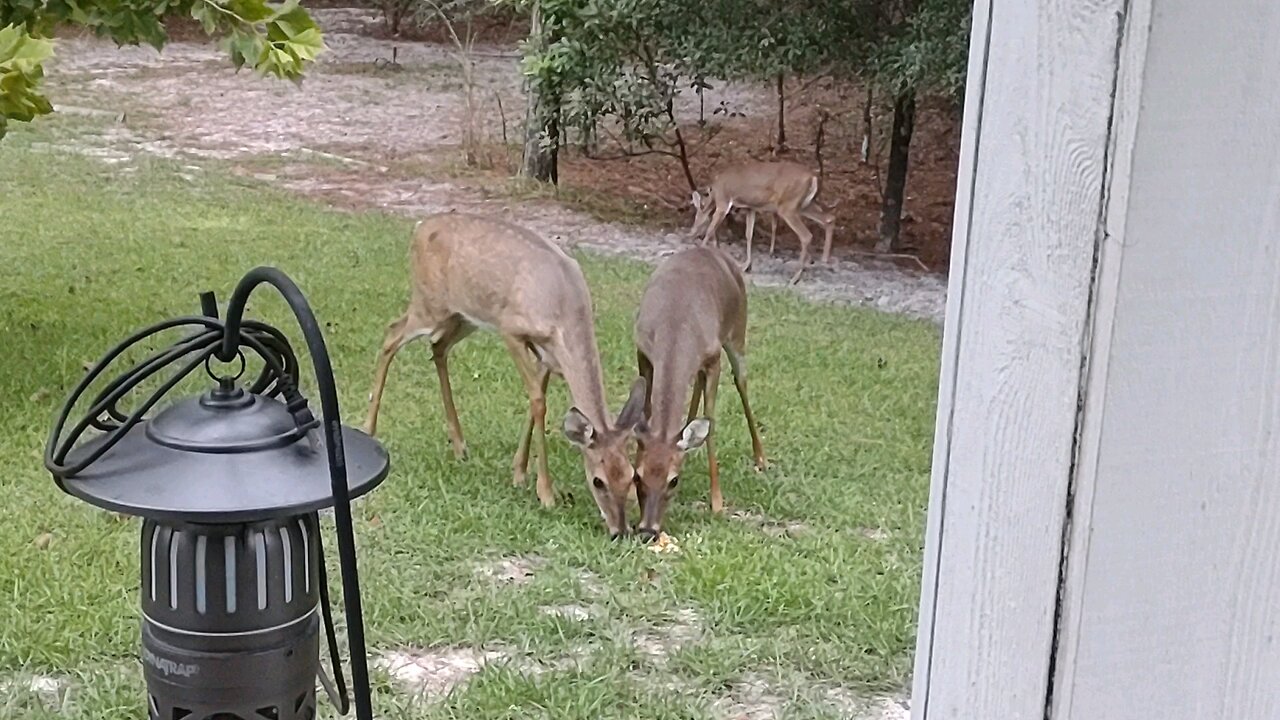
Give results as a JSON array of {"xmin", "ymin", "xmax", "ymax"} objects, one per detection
[{"xmin": 45, "ymin": 268, "xmax": 388, "ymax": 720}]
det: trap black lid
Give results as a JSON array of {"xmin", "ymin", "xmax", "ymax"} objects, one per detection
[{"xmin": 57, "ymin": 388, "xmax": 389, "ymax": 523}]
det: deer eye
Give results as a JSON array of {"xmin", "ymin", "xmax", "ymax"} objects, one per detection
[
  {"xmin": 668, "ymin": 476, "xmax": 680, "ymax": 489},
  {"xmin": 592, "ymin": 477, "xmax": 605, "ymax": 490}
]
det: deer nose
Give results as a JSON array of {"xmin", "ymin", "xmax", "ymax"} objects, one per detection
[{"xmin": 636, "ymin": 527, "xmax": 658, "ymax": 543}]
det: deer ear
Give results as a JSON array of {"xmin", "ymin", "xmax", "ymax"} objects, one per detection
[
  {"xmin": 676, "ymin": 418, "xmax": 711, "ymax": 451},
  {"xmin": 563, "ymin": 408, "xmax": 596, "ymax": 447},
  {"xmin": 615, "ymin": 377, "xmax": 648, "ymax": 431}
]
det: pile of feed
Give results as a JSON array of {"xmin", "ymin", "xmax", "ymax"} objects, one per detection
[{"xmin": 647, "ymin": 532, "xmax": 680, "ymax": 554}]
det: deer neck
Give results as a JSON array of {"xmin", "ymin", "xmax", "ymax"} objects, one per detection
[
  {"xmin": 649, "ymin": 340, "xmax": 705, "ymax": 439},
  {"xmin": 553, "ymin": 322, "xmax": 612, "ymax": 431}
]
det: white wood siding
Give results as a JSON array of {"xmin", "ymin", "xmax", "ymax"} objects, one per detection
[
  {"xmin": 916, "ymin": 1, "xmax": 1280, "ymax": 718},
  {"xmin": 1050, "ymin": 0, "xmax": 1280, "ymax": 717},
  {"xmin": 912, "ymin": 1, "xmax": 1129, "ymax": 717}
]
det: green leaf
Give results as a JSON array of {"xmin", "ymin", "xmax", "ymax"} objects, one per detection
[
  {"xmin": 285, "ymin": 27, "xmax": 324, "ymax": 62},
  {"xmin": 0, "ymin": 24, "xmax": 55, "ymax": 129},
  {"xmin": 223, "ymin": 0, "xmax": 276, "ymax": 24}
]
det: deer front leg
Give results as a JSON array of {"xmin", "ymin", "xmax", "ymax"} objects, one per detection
[
  {"xmin": 432, "ymin": 343, "xmax": 467, "ymax": 460},
  {"xmin": 513, "ymin": 368, "xmax": 551, "ymax": 487},
  {"xmin": 769, "ymin": 214, "xmax": 778, "ymax": 255},
  {"xmin": 637, "ymin": 352, "xmax": 654, "ymax": 456},
  {"xmin": 725, "ymin": 347, "xmax": 766, "ymax": 471},
  {"xmin": 743, "ymin": 210, "xmax": 756, "ymax": 273},
  {"xmin": 701, "ymin": 204, "xmax": 731, "ymax": 247},
  {"xmin": 703, "ymin": 360, "xmax": 723, "ymax": 513},
  {"xmin": 687, "ymin": 370, "xmax": 706, "ymax": 426},
  {"xmin": 506, "ymin": 337, "xmax": 555, "ymax": 507}
]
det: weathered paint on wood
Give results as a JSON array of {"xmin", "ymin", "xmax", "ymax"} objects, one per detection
[
  {"xmin": 1050, "ymin": 0, "xmax": 1280, "ymax": 717},
  {"xmin": 913, "ymin": 1, "xmax": 1129, "ymax": 717},
  {"xmin": 919, "ymin": 0, "xmax": 1280, "ymax": 718}
]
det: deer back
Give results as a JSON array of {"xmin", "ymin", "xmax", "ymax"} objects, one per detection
[
  {"xmin": 408, "ymin": 213, "xmax": 592, "ymax": 339},
  {"xmin": 635, "ymin": 247, "xmax": 745, "ymax": 434},
  {"xmin": 712, "ymin": 161, "xmax": 819, "ymax": 211}
]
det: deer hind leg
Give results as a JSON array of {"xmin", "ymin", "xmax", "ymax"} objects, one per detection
[
  {"xmin": 505, "ymin": 336, "xmax": 555, "ymax": 507},
  {"xmin": 743, "ymin": 210, "xmax": 756, "ymax": 273},
  {"xmin": 777, "ymin": 207, "xmax": 814, "ymax": 285},
  {"xmin": 725, "ymin": 346, "xmax": 766, "ymax": 471},
  {"xmin": 703, "ymin": 359, "xmax": 723, "ymax": 513},
  {"xmin": 364, "ymin": 313, "xmax": 431, "ymax": 437},
  {"xmin": 769, "ymin": 214, "xmax": 778, "ymax": 255},
  {"xmin": 804, "ymin": 203, "xmax": 836, "ymax": 264}
]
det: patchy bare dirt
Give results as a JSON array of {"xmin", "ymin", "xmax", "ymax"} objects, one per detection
[
  {"xmin": 376, "ymin": 647, "xmax": 509, "ymax": 699},
  {"xmin": 632, "ymin": 607, "xmax": 705, "ymax": 664},
  {"xmin": 0, "ymin": 674, "xmax": 70, "ymax": 712},
  {"xmin": 711, "ymin": 672, "xmax": 910, "ymax": 720},
  {"xmin": 729, "ymin": 510, "xmax": 810, "ymax": 539},
  {"xmin": 473, "ymin": 554, "xmax": 545, "ymax": 584},
  {"xmin": 39, "ymin": 8, "xmax": 949, "ymax": 322},
  {"xmin": 538, "ymin": 603, "xmax": 597, "ymax": 622}
]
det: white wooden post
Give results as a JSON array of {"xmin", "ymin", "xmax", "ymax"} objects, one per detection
[{"xmin": 913, "ymin": 1, "xmax": 1280, "ymax": 718}]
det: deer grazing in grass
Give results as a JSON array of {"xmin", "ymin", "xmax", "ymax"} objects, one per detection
[
  {"xmin": 632, "ymin": 246, "xmax": 767, "ymax": 540},
  {"xmin": 689, "ymin": 160, "xmax": 836, "ymax": 284},
  {"xmin": 364, "ymin": 213, "xmax": 646, "ymax": 538}
]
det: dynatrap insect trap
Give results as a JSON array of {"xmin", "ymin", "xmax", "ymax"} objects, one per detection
[{"xmin": 44, "ymin": 268, "xmax": 389, "ymax": 720}]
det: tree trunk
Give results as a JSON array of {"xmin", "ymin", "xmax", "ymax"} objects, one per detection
[
  {"xmin": 774, "ymin": 73, "xmax": 787, "ymax": 153},
  {"xmin": 664, "ymin": 99, "xmax": 697, "ymax": 191},
  {"xmin": 876, "ymin": 90, "xmax": 916, "ymax": 253},
  {"xmin": 519, "ymin": 2, "xmax": 558, "ymax": 183},
  {"xmin": 520, "ymin": 108, "xmax": 558, "ymax": 183},
  {"xmin": 860, "ymin": 85, "xmax": 873, "ymax": 163}
]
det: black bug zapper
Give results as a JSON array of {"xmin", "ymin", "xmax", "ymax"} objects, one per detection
[{"xmin": 44, "ymin": 268, "xmax": 388, "ymax": 720}]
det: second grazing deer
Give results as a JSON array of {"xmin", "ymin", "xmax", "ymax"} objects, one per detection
[
  {"xmin": 689, "ymin": 160, "xmax": 835, "ymax": 284},
  {"xmin": 364, "ymin": 213, "xmax": 645, "ymax": 538},
  {"xmin": 632, "ymin": 246, "xmax": 767, "ymax": 540}
]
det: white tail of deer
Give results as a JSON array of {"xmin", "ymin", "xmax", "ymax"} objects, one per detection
[
  {"xmin": 631, "ymin": 247, "xmax": 767, "ymax": 540},
  {"xmin": 688, "ymin": 160, "xmax": 835, "ymax": 284},
  {"xmin": 364, "ymin": 213, "xmax": 645, "ymax": 538}
]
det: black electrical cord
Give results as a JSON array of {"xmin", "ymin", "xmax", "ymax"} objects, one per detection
[
  {"xmin": 45, "ymin": 316, "xmax": 306, "ymax": 477},
  {"xmin": 44, "ymin": 267, "xmax": 375, "ymax": 720},
  {"xmin": 220, "ymin": 267, "xmax": 374, "ymax": 720}
]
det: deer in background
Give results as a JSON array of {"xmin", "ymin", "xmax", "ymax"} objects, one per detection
[
  {"xmin": 632, "ymin": 246, "xmax": 767, "ymax": 540},
  {"xmin": 364, "ymin": 213, "xmax": 646, "ymax": 539},
  {"xmin": 689, "ymin": 160, "xmax": 836, "ymax": 284}
]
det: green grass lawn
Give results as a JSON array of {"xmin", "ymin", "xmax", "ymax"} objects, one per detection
[{"xmin": 0, "ymin": 118, "xmax": 940, "ymax": 719}]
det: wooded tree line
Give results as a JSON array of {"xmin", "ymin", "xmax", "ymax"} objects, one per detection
[{"xmin": 512, "ymin": 0, "xmax": 971, "ymax": 251}]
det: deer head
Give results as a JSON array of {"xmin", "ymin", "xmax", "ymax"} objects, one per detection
[
  {"xmin": 632, "ymin": 416, "xmax": 711, "ymax": 540},
  {"xmin": 688, "ymin": 189, "xmax": 715, "ymax": 239},
  {"xmin": 563, "ymin": 378, "xmax": 648, "ymax": 539}
]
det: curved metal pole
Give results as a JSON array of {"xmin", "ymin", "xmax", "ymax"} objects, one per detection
[{"xmin": 221, "ymin": 267, "xmax": 374, "ymax": 720}]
